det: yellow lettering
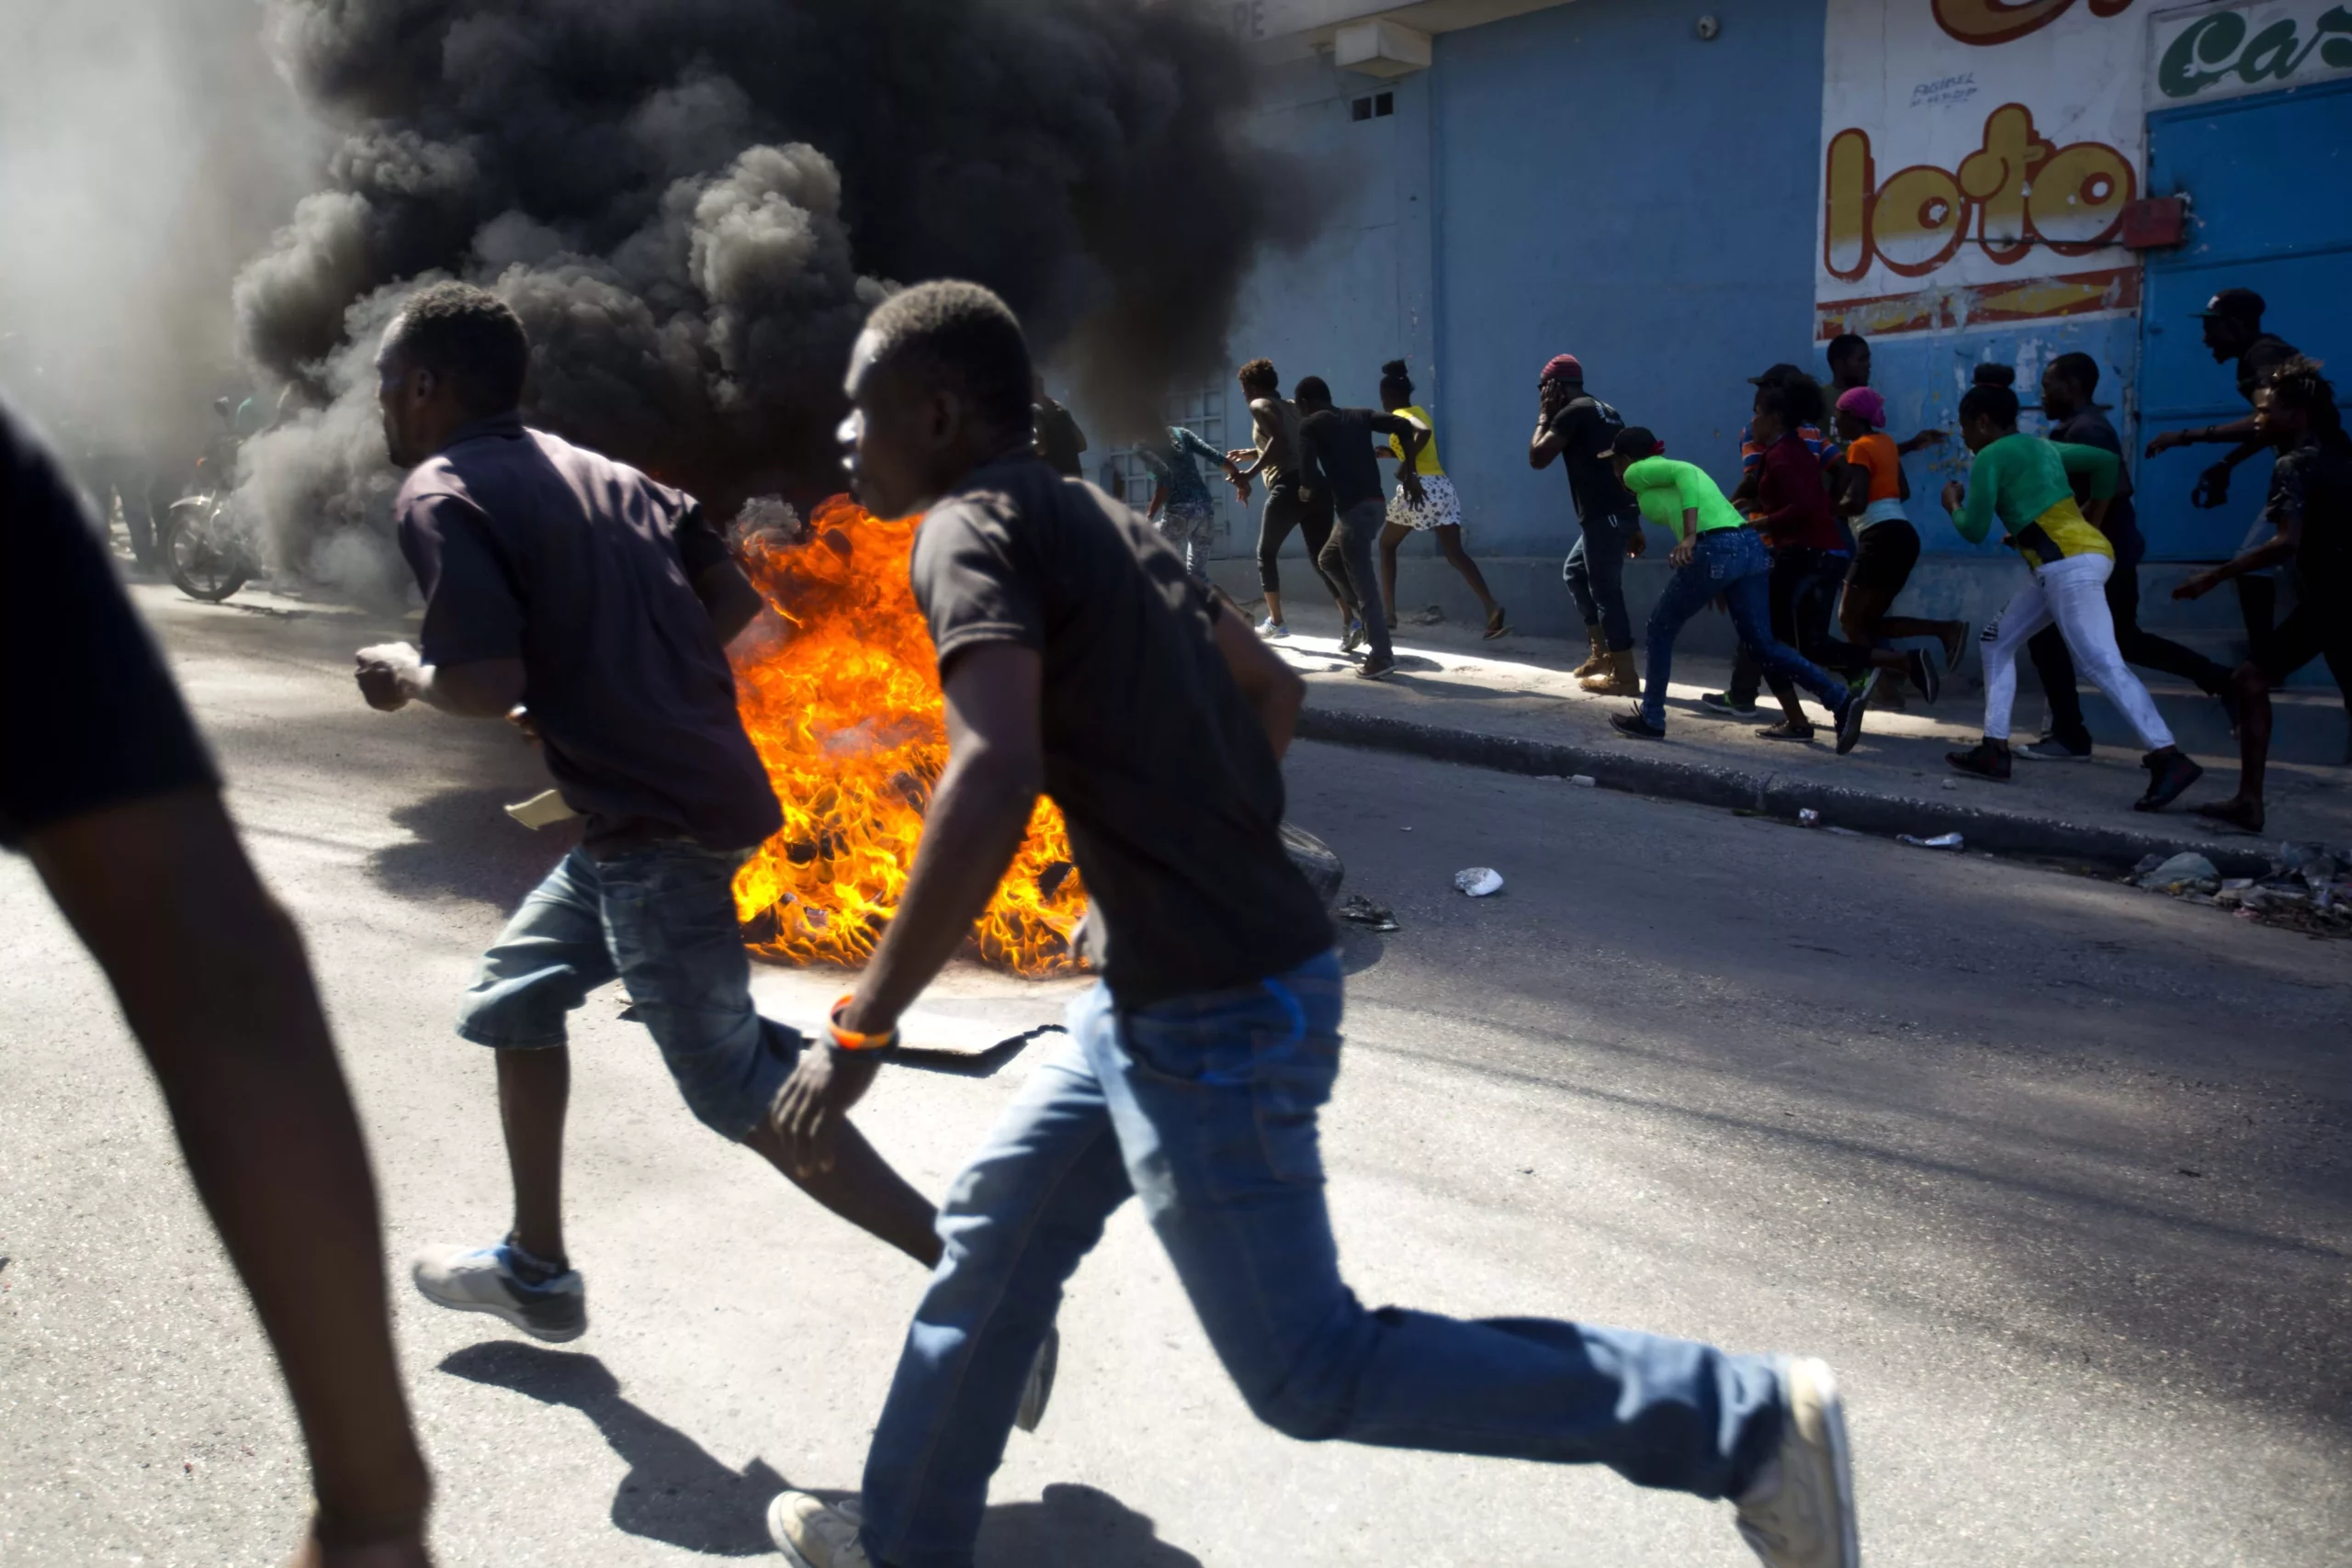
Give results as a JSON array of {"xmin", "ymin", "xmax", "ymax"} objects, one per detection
[
  {"xmin": 1824, "ymin": 129, "xmax": 1874, "ymax": 281},
  {"xmin": 2027, "ymin": 141, "xmax": 2135, "ymax": 251},
  {"xmin": 1872, "ymin": 164, "xmax": 1970, "ymax": 276},
  {"xmin": 1957, "ymin": 104, "xmax": 2050, "ymax": 264}
]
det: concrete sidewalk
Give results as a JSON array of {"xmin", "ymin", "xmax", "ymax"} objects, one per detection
[{"xmin": 1249, "ymin": 597, "xmax": 2352, "ymax": 874}]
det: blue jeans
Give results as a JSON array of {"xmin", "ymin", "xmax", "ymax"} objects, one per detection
[
  {"xmin": 455, "ymin": 841, "xmax": 798, "ymax": 1139},
  {"xmin": 1643, "ymin": 528, "xmax": 1849, "ymax": 730},
  {"xmin": 1565, "ymin": 509, "xmax": 1639, "ymax": 651},
  {"xmin": 1728, "ymin": 546, "xmax": 1869, "ymax": 708},
  {"xmin": 857, "ymin": 953, "xmax": 1784, "ymax": 1567}
]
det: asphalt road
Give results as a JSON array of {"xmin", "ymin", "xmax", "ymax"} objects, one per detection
[{"xmin": 4, "ymin": 583, "xmax": 2348, "ymax": 1567}]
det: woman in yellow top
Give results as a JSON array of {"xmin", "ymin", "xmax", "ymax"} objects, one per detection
[{"xmin": 1374, "ymin": 360, "xmax": 1507, "ymax": 639}]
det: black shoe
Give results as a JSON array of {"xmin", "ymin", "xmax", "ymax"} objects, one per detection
[
  {"xmin": 2135, "ymin": 747, "xmax": 2203, "ymax": 812},
  {"xmin": 1834, "ymin": 690, "xmax": 1868, "ymax": 755},
  {"xmin": 1947, "ymin": 740, "xmax": 2011, "ymax": 781},
  {"xmin": 1905, "ymin": 648, "xmax": 1941, "ymax": 706},
  {"xmin": 1756, "ymin": 719, "xmax": 1815, "ymax": 741},
  {"xmin": 2016, "ymin": 735, "xmax": 2092, "ymax": 761},
  {"xmin": 1355, "ymin": 655, "xmax": 1396, "ymax": 681},
  {"xmin": 1611, "ymin": 709, "xmax": 1667, "ymax": 739},
  {"xmin": 1699, "ymin": 692, "xmax": 1758, "ymax": 717}
]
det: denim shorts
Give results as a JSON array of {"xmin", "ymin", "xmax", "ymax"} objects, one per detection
[{"xmin": 455, "ymin": 840, "xmax": 799, "ymax": 1139}]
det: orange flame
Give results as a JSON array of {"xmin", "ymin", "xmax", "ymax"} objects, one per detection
[{"xmin": 729, "ymin": 495, "xmax": 1084, "ymax": 974}]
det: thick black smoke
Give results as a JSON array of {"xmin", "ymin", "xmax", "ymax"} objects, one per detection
[{"xmin": 236, "ymin": 0, "xmax": 1308, "ymax": 563}]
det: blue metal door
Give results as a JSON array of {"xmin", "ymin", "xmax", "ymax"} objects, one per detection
[{"xmin": 2138, "ymin": 77, "xmax": 2352, "ymax": 559}]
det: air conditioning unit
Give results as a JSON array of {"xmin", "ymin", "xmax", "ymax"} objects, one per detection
[{"xmin": 1335, "ymin": 19, "xmax": 1431, "ymax": 77}]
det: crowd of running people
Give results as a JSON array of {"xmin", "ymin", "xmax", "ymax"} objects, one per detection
[{"xmin": 1187, "ymin": 287, "xmax": 2342, "ymax": 822}]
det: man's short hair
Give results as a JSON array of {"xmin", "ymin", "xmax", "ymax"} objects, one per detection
[
  {"xmin": 1238, "ymin": 357, "xmax": 1278, "ymax": 391},
  {"xmin": 1294, "ymin": 375, "xmax": 1331, "ymax": 404},
  {"xmin": 1826, "ymin": 333, "xmax": 1868, "ymax": 367},
  {"xmin": 385, "ymin": 281, "xmax": 530, "ymax": 414},
  {"xmin": 2049, "ymin": 352, "xmax": 2100, "ymax": 393},
  {"xmin": 862, "ymin": 281, "xmax": 1034, "ymax": 437},
  {"xmin": 1960, "ymin": 384, "xmax": 2020, "ymax": 428},
  {"xmin": 1756, "ymin": 372, "xmax": 1826, "ymax": 428}
]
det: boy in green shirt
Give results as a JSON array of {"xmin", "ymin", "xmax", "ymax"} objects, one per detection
[
  {"xmin": 1939, "ymin": 383, "xmax": 2202, "ymax": 809},
  {"xmin": 1604, "ymin": 428, "xmax": 1867, "ymax": 751}
]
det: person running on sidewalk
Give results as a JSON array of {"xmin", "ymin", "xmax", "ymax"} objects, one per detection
[
  {"xmin": 1727, "ymin": 374, "xmax": 1875, "ymax": 741},
  {"xmin": 1529, "ymin": 352, "xmax": 1645, "ymax": 694},
  {"xmin": 1139, "ymin": 422, "xmax": 1237, "ymax": 584},
  {"xmin": 763, "ymin": 277, "xmax": 1861, "ymax": 1568},
  {"xmin": 2169, "ymin": 356, "xmax": 2352, "ymax": 833},
  {"xmin": 1828, "ymin": 386, "xmax": 1968, "ymax": 696},
  {"xmin": 1708, "ymin": 365, "xmax": 1837, "ymax": 717},
  {"xmin": 2143, "ymin": 288, "xmax": 2303, "ymax": 666},
  {"xmin": 1605, "ymin": 426, "xmax": 1868, "ymax": 752},
  {"xmin": 5, "ymin": 394, "xmax": 435, "ymax": 1568},
  {"xmin": 1295, "ymin": 374, "xmax": 1426, "ymax": 680},
  {"xmin": 1374, "ymin": 359, "xmax": 1507, "ymax": 639},
  {"xmin": 2020, "ymin": 352, "xmax": 2237, "ymax": 761},
  {"xmin": 348, "ymin": 283, "xmax": 1056, "ymax": 1423},
  {"xmin": 1228, "ymin": 357, "xmax": 1356, "ymax": 642},
  {"xmin": 1939, "ymin": 380, "xmax": 2203, "ymax": 809}
]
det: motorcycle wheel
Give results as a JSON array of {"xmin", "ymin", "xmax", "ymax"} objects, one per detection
[{"xmin": 164, "ymin": 504, "xmax": 250, "ymax": 603}]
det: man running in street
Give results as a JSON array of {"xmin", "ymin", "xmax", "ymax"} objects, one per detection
[
  {"xmin": 1139, "ymin": 422, "xmax": 1238, "ymax": 583},
  {"xmin": 1940, "ymin": 381, "xmax": 2203, "ymax": 810},
  {"xmin": 1606, "ymin": 425, "xmax": 1866, "ymax": 752},
  {"xmin": 763, "ymin": 276, "xmax": 1860, "ymax": 1568},
  {"xmin": 349, "ymin": 283, "xmax": 1052, "ymax": 1425},
  {"xmin": 1295, "ymin": 374, "xmax": 1427, "ymax": 680},
  {"xmin": 2171, "ymin": 355, "xmax": 2352, "ymax": 832},
  {"xmin": 7, "ymin": 393, "xmax": 435, "ymax": 1568},
  {"xmin": 1228, "ymin": 357, "xmax": 1357, "ymax": 641},
  {"xmin": 2021, "ymin": 352, "xmax": 2236, "ymax": 761},
  {"xmin": 1529, "ymin": 352, "xmax": 1645, "ymax": 694},
  {"xmin": 2142, "ymin": 288, "xmax": 2302, "ymax": 663}
]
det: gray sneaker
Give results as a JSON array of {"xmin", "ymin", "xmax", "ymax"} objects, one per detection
[
  {"xmin": 1736, "ymin": 1357, "xmax": 1859, "ymax": 1568},
  {"xmin": 411, "ymin": 1243, "xmax": 586, "ymax": 1342},
  {"xmin": 767, "ymin": 1490, "xmax": 868, "ymax": 1568}
]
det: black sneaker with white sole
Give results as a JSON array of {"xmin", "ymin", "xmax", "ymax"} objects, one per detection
[
  {"xmin": 1700, "ymin": 692, "xmax": 1758, "ymax": 717},
  {"xmin": 412, "ymin": 1243, "xmax": 586, "ymax": 1342},
  {"xmin": 2135, "ymin": 747, "xmax": 2203, "ymax": 813},
  {"xmin": 2016, "ymin": 736, "xmax": 2092, "ymax": 761}
]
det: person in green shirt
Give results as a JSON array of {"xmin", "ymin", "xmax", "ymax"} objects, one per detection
[
  {"xmin": 1939, "ymin": 382, "xmax": 2202, "ymax": 810},
  {"xmin": 1603, "ymin": 427, "xmax": 1867, "ymax": 751}
]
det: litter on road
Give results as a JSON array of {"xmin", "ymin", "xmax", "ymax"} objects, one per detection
[
  {"xmin": 1337, "ymin": 894, "xmax": 1400, "ymax": 931},
  {"xmin": 1454, "ymin": 867, "xmax": 1505, "ymax": 897},
  {"xmin": 1897, "ymin": 832, "xmax": 1964, "ymax": 852}
]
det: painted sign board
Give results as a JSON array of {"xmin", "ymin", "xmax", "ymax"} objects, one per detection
[
  {"xmin": 1816, "ymin": 0, "xmax": 2151, "ymax": 339},
  {"xmin": 2149, "ymin": 0, "xmax": 2352, "ymax": 106}
]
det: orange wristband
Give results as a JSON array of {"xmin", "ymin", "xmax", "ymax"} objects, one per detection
[{"xmin": 829, "ymin": 995, "xmax": 899, "ymax": 1052}]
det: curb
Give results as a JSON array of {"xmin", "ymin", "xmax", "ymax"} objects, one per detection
[{"xmin": 1296, "ymin": 705, "xmax": 2277, "ymax": 877}]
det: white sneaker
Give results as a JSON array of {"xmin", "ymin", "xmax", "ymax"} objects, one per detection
[
  {"xmin": 411, "ymin": 1243, "xmax": 585, "ymax": 1342},
  {"xmin": 767, "ymin": 1490, "xmax": 868, "ymax": 1568},
  {"xmin": 1256, "ymin": 616, "xmax": 1290, "ymax": 640},
  {"xmin": 1735, "ymin": 1358, "xmax": 1859, "ymax": 1568}
]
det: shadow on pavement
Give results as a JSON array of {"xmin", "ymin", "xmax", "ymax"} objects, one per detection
[
  {"xmin": 437, "ymin": 1343, "xmax": 1203, "ymax": 1564},
  {"xmin": 368, "ymin": 786, "xmax": 577, "ymax": 910}
]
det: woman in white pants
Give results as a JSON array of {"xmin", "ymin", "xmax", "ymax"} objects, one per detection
[{"xmin": 1939, "ymin": 381, "xmax": 2204, "ymax": 811}]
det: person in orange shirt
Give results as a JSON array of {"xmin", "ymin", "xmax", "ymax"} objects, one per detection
[{"xmin": 1828, "ymin": 387, "xmax": 1969, "ymax": 699}]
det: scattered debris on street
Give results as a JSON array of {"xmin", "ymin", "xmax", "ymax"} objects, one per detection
[
  {"xmin": 1337, "ymin": 894, "xmax": 1400, "ymax": 931},
  {"xmin": 1898, "ymin": 832, "xmax": 1964, "ymax": 852},
  {"xmin": 2131, "ymin": 841, "xmax": 2351, "ymax": 935},
  {"xmin": 1454, "ymin": 866, "xmax": 1505, "ymax": 897}
]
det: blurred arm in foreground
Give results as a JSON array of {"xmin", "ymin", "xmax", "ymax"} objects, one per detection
[{"xmin": 2, "ymin": 395, "xmax": 432, "ymax": 1568}]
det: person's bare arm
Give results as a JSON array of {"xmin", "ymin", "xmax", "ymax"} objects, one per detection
[
  {"xmin": 2147, "ymin": 416, "xmax": 2260, "ymax": 457},
  {"xmin": 1530, "ymin": 394, "xmax": 1567, "ymax": 468},
  {"xmin": 1209, "ymin": 599, "xmax": 1305, "ymax": 758},
  {"xmin": 692, "ymin": 559, "xmax": 765, "ymax": 646},
  {"xmin": 1371, "ymin": 415, "xmax": 1430, "ymax": 501},
  {"xmin": 1838, "ymin": 462, "xmax": 1871, "ymax": 519},
  {"xmin": 774, "ymin": 642, "xmax": 1045, "ymax": 1171},
  {"xmin": 1231, "ymin": 399, "xmax": 1281, "ymax": 480},
  {"xmin": 24, "ymin": 789, "xmax": 431, "ymax": 1565},
  {"xmin": 2175, "ymin": 514, "xmax": 2300, "ymax": 600},
  {"xmin": 1897, "ymin": 429, "xmax": 1946, "ymax": 456},
  {"xmin": 354, "ymin": 644, "xmax": 525, "ymax": 718}
]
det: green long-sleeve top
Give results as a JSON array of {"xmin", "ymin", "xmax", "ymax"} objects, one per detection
[
  {"xmin": 1951, "ymin": 435, "xmax": 2119, "ymax": 565},
  {"xmin": 1622, "ymin": 457, "xmax": 1747, "ymax": 542}
]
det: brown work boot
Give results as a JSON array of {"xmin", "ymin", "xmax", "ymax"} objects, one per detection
[
  {"xmin": 1579, "ymin": 648, "xmax": 1640, "ymax": 695},
  {"xmin": 1570, "ymin": 625, "xmax": 1607, "ymax": 680}
]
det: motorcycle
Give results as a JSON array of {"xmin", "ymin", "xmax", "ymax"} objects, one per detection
[{"xmin": 162, "ymin": 475, "xmax": 256, "ymax": 603}]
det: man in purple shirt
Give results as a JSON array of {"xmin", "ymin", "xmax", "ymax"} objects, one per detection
[{"xmin": 350, "ymin": 286, "xmax": 1054, "ymax": 1427}]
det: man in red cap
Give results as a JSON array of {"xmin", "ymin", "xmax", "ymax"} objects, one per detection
[{"xmin": 1530, "ymin": 354, "xmax": 1644, "ymax": 692}]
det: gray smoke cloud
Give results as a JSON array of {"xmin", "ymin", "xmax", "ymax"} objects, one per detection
[
  {"xmin": 235, "ymin": 0, "xmax": 1313, "ymax": 558},
  {"xmin": 0, "ymin": 0, "xmax": 320, "ymax": 470}
]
